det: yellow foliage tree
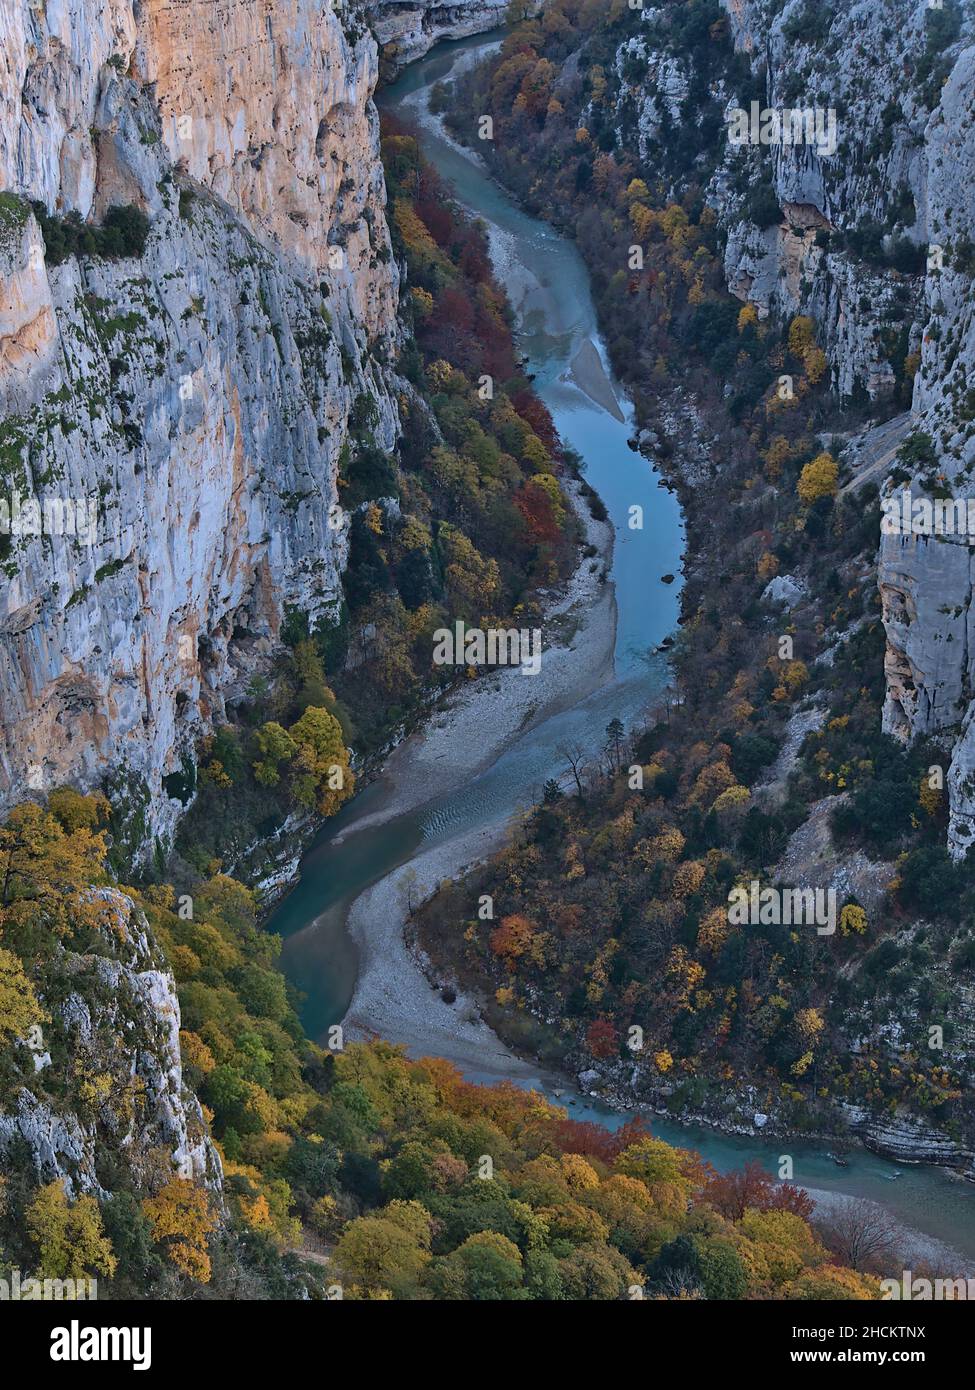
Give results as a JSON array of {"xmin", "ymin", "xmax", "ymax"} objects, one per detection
[
  {"xmin": 26, "ymin": 1180, "xmax": 116, "ymax": 1281},
  {"xmin": 803, "ymin": 345, "xmax": 828, "ymax": 385},
  {"xmin": 788, "ymin": 315, "xmax": 816, "ymax": 358},
  {"xmin": 918, "ymin": 775, "xmax": 942, "ymax": 818},
  {"xmin": 797, "ymin": 452, "xmax": 839, "ymax": 504},
  {"xmin": 0, "ymin": 801, "xmax": 109, "ymax": 944},
  {"xmin": 763, "ymin": 434, "xmax": 791, "ymax": 482},
  {"xmin": 0, "ymin": 945, "xmax": 46, "ymax": 1044},
  {"xmin": 287, "ymin": 705, "xmax": 355, "ymax": 817},
  {"xmin": 839, "ymin": 903, "xmax": 868, "ymax": 936},
  {"xmin": 142, "ymin": 1179, "xmax": 217, "ymax": 1284}
]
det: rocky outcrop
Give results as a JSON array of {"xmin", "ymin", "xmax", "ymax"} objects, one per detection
[
  {"xmin": 0, "ymin": 888, "xmax": 222, "ymax": 1197},
  {"xmin": 603, "ymin": 0, "xmax": 940, "ymax": 399},
  {"xmin": 716, "ymin": 0, "xmax": 935, "ymax": 399},
  {"xmin": 601, "ymin": 2, "xmax": 975, "ymax": 856},
  {"xmin": 839, "ymin": 1105, "xmax": 975, "ymax": 1172},
  {"xmin": 595, "ymin": 0, "xmax": 967, "ymax": 437},
  {"xmin": 0, "ymin": 0, "xmax": 400, "ymax": 843},
  {"xmin": 877, "ymin": 45, "xmax": 975, "ymax": 856},
  {"xmin": 705, "ymin": 2, "xmax": 975, "ymax": 855},
  {"xmin": 366, "ymin": 0, "xmax": 517, "ymax": 75}
]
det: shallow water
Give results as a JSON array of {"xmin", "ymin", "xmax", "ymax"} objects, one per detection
[{"xmin": 266, "ymin": 33, "xmax": 975, "ymax": 1261}]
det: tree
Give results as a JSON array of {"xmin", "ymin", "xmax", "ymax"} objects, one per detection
[
  {"xmin": 46, "ymin": 788, "xmax": 110, "ymax": 834},
  {"xmin": 605, "ymin": 718, "xmax": 625, "ymax": 774},
  {"xmin": 489, "ymin": 913, "xmax": 540, "ymax": 967},
  {"xmin": 586, "ymin": 1016, "xmax": 619, "ymax": 1058},
  {"xmin": 702, "ymin": 1160, "xmax": 813, "ymax": 1222},
  {"xmin": 430, "ymin": 1231, "xmax": 525, "ymax": 1300},
  {"xmin": 797, "ymin": 452, "xmax": 839, "ymax": 504},
  {"xmin": 788, "ymin": 315, "xmax": 815, "ymax": 358},
  {"xmin": 26, "ymin": 1180, "xmax": 117, "ymax": 1281},
  {"xmin": 252, "ymin": 722, "xmax": 297, "ymax": 787},
  {"xmin": 558, "ymin": 1242, "xmax": 636, "ymax": 1299},
  {"xmin": 839, "ymin": 903, "xmax": 868, "ymax": 936},
  {"xmin": 439, "ymin": 525, "xmax": 501, "ymax": 612},
  {"xmin": 288, "ymin": 705, "xmax": 355, "ymax": 816},
  {"xmin": 558, "ymin": 742, "xmax": 590, "ymax": 801},
  {"xmin": 813, "ymin": 1196, "xmax": 898, "ymax": 1273},
  {"xmin": 548, "ymin": 1117, "xmax": 651, "ymax": 1164},
  {"xmin": 142, "ymin": 1179, "xmax": 217, "ymax": 1283},
  {"xmin": 0, "ymin": 946, "xmax": 46, "ymax": 1044},
  {"xmin": 0, "ymin": 801, "xmax": 108, "ymax": 945},
  {"xmin": 332, "ymin": 1201, "xmax": 432, "ymax": 1297}
]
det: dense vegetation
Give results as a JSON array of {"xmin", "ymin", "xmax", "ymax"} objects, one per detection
[
  {"xmin": 30, "ymin": 201, "xmax": 150, "ymax": 264},
  {"xmin": 0, "ymin": 793, "xmax": 885, "ymax": 1299},
  {"xmin": 411, "ymin": 1, "xmax": 975, "ymax": 1146}
]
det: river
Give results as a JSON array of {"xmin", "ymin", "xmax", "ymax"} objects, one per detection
[{"xmin": 267, "ymin": 32, "xmax": 975, "ymax": 1263}]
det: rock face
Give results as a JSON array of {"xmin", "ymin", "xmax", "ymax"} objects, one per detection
[
  {"xmin": 877, "ymin": 47, "xmax": 975, "ymax": 857},
  {"xmin": 714, "ymin": 0, "xmax": 932, "ymax": 401},
  {"xmin": 601, "ymin": 0, "xmax": 938, "ymax": 400},
  {"xmin": 366, "ymin": 0, "xmax": 516, "ymax": 75},
  {"xmin": 0, "ymin": 888, "xmax": 223, "ymax": 1197},
  {"xmin": 601, "ymin": 2, "xmax": 975, "ymax": 854},
  {"xmin": 709, "ymin": 3, "xmax": 975, "ymax": 856},
  {"xmin": 0, "ymin": 0, "xmax": 400, "ymax": 843}
]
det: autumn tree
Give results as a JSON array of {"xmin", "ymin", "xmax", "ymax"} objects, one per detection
[
  {"xmin": 0, "ymin": 801, "xmax": 108, "ymax": 947},
  {"xmin": 586, "ymin": 1016, "xmax": 619, "ymax": 1058},
  {"xmin": 0, "ymin": 945, "xmax": 46, "ymax": 1044},
  {"xmin": 26, "ymin": 1180, "xmax": 116, "ymax": 1281},
  {"xmin": 701, "ymin": 1159, "xmax": 813, "ymax": 1222},
  {"xmin": 46, "ymin": 787, "xmax": 110, "ymax": 834},
  {"xmin": 489, "ymin": 913, "xmax": 540, "ymax": 968},
  {"xmin": 797, "ymin": 452, "xmax": 839, "ymax": 504},
  {"xmin": 142, "ymin": 1179, "xmax": 217, "ymax": 1284},
  {"xmin": 288, "ymin": 705, "xmax": 355, "ymax": 816}
]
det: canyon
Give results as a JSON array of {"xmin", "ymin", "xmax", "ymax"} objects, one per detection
[
  {"xmin": 1, "ymin": 0, "xmax": 975, "ymax": 1283},
  {"xmin": 4, "ymin": 0, "xmax": 972, "ymax": 863}
]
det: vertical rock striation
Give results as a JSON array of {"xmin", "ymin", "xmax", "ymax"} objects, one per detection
[
  {"xmin": 878, "ymin": 47, "xmax": 975, "ymax": 855},
  {"xmin": 0, "ymin": 0, "xmax": 399, "ymax": 844}
]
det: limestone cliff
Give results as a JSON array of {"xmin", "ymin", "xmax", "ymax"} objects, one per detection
[
  {"xmin": 607, "ymin": 0, "xmax": 937, "ymax": 400},
  {"xmin": 366, "ymin": 0, "xmax": 513, "ymax": 75},
  {"xmin": 0, "ymin": 887, "xmax": 222, "ymax": 1198},
  {"xmin": 715, "ymin": 0, "xmax": 938, "ymax": 400},
  {"xmin": 878, "ymin": 45, "xmax": 975, "ymax": 856},
  {"xmin": 708, "ymin": 1, "xmax": 975, "ymax": 855},
  {"xmin": 0, "ymin": 0, "xmax": 399, "ymax": 845},
  {"xmin": 602, "ymin": 0, "xmax": 975, "ymax": 856},
  {"xmin": 706, "ymin": 2, "xmax": 975, "ymax": 845},
  {"xmin": 704, "ymin": 2, "xmax": 975, "ymax": 856}
]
